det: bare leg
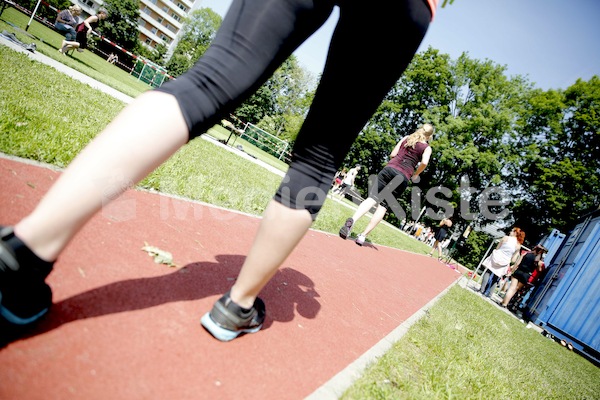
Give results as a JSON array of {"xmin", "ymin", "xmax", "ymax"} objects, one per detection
[
  {"xmin": 436, "ymin": 242, "xmax": 443, "ymax": 259},
  {"xmin": 12, "ymin": 91, "xmax": 312, "ymax": 322},
  {"xmin": 350, "ymin": 197, "xmax": 377, "ymax": 223},
  {"xmin": 428, "ymin": 240, "xmax": 439, "ymax": 256},
  {"xmin": 502, "ymin": 278, "xmax": 523, "ymax": 306},
  {"xmin": 14, "ymin": 92, "xmax": 188, "ymax": 261},
  {"xmin": 230, "ymin": 201, "xmax": 312, "ymax": 308},
  {"xmin": 359, "ymin": 204, "xmax": 386, "ymax": 237},
  {"xmin": 59, "ymin": 40, "xmax": 79, "ymax": 53}
]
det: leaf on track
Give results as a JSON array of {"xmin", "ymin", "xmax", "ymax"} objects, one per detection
[{"xmin": 141, "ymin": 242, "xmax": 178, "ymax": 267}]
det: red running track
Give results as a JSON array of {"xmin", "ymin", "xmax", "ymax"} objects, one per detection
[{"xmin": 0, "ymin": 156, "xmax": 461, "ymax": 400}]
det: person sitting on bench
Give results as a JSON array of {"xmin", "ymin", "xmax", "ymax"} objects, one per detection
[{"xmin": 54, "ymin": 5, "xmax": 81, "ymax": 42}]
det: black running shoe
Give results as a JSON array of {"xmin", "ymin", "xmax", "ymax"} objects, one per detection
[
  {"xmin": 339, "ymin": 218, "xmax": 354, "ymax": 239},
  {"xmin": 0, "ymin": 227, "xmax": 53, "ymax": 346},
  {"xmin": 201, "ymin": 291, "xmax": 265, "ymax": 342}
]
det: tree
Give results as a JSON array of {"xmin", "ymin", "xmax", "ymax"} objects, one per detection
[
  {"xmin": 235, "ymin": 56, "xmax": 314, "ymax": 140},
  {"xmin": 345, "ymin": 48, "xmax": 533, "ymax": 230},
  {"xmin": 233, "ymin": 85, "xmax": 275, "ymax": 125},
  {"xmin": 146, "ymin": 43, "xmax": 169, "ymax": 67},
  {"xmin": 17, "ymin": 0, "xmax": 72, "ymax": 21},
  {"xmin": 512, "ymin": 76, "xmax": 600, "ymax": 240},
  {"xmin": 455, "ymin": 229, "xmax": 493, "ymax": 269},
  {"xmin": 165, "ymin": 8, "xmax": 221, "ymax": 76},
  {"xmin": 101, "ymin": 0, "xmax": 140, "ymax": 52}
]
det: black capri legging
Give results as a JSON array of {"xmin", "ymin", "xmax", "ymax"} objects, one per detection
[
  {"xmin": 157, "ymin": 0, "xmax": 432, "ymax": 218},
  {"xmin": 369, "ymin": 166, "xmax": 410, "ymax": 208}
]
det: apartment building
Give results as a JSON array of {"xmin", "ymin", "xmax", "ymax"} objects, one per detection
[{"xmin": 74, "ymin": 0, "xmax": 203, "ymax": 51}]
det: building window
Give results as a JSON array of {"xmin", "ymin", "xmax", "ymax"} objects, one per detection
[
  {"xmin": 157, "ymin": 17, "xmax": 163, "ymax": 24},
  {"xmin": 151, "ymin": 27, "xmax": 158, "ymax": 34},
  {"xmin": 143, "ymin": 6, "xmax": 151, "ymax": 15},
  {"xmin": 145, "ymin": 38, "xmax": 153, "ymax": 45},
  {"xmin": 171, "ymin": 13, "xmax": 181, "ymax": 22},
  {"xmin": 177, "ymin": 3, "xmax": 187, "ymax": 12}
]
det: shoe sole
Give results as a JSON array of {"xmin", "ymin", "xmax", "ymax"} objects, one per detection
[
  {"xmin": 0, "ymin": 291, "xmax": 49, "ymax": 348},
  {"xmin": 201, "ymin": 312, "xmax": 262, "ymax": 342},
  {"xmin": 339, "ymin": 228, "xmax": 349, "ymax": 239},
  {"xmin": 0, "ymin": 291, "xmax": 49, "ymax": 325},
  {"xmin": 339, "ymin": 219, "xmax": 353, "ymax": 239},
  {"xmin": 339, "ymin": 225, "xmax": 352, "ymax": 239}
]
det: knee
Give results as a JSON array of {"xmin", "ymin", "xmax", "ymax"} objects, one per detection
[{"xmin": 274, "ymin": 159, "xmax": 336, "ymax": 219}]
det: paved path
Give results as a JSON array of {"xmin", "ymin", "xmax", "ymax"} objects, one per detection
[{"xmin": 0, "ymin": 156, "xmax": 462, "ymax": 399}]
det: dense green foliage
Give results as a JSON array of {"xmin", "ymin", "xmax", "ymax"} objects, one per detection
[
  {"xmin": 101, "ymin": 0, "xmax": 140, "ymax": 52},
  {"xmin": 165, "ymin": 8, "xmax": 221, "ymax": 76},
  {"xmin": 13, "ymin": 0, "xmax": 72, "ymax": 21},
  {"xmin": 344, "ymin": 48, "xmax": 599, "ymax": 254}
]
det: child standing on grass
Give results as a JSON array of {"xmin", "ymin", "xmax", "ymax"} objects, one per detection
[{"xmin": 1, "ymin": 0, "xmax": 439, "ymax": 344}]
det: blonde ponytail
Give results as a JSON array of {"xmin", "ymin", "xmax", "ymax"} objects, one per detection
[{"xmin": 404, "ymin": 123, "xmax": 434, "ymax": 148}]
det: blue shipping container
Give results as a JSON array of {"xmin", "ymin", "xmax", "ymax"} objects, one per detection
[
  {"xmin": 539, "ymin": 229, "xmax": 566, "ymax": 266},
  {"xmin": 525, "ymin": 208, "xmax": 600, "ymax": 365}
]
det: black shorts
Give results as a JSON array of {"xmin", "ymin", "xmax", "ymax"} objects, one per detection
[
  {"xmin": 369, "ymin": 166, "xmax": 409, "ymax": 208},
  {"xmin": 434, "ymin": 227, "xmax": 447, "ymax": 242},
  {"xmin": 512, "ymin": 270, "xmax": 532, "ymax": 285}
]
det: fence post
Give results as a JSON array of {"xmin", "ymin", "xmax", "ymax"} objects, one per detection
[
  {"xmin": 278, "ymin": 142, "xmax": 289, "ymax": 160},
  {"xmin": 26, "ymin": 0, "xmax": 42, "ymax": 31}
]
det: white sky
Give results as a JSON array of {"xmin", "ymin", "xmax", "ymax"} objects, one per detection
[{"xmin": 198, "ymin": 0, "xmax": 600, "ymax": 91}]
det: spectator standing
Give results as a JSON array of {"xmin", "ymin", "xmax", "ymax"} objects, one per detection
[
  {"xmin": 501, "ymin": 244, "xmax": 548, "ymax": 308},
  {"xmin": 331, "ymin": 168, "xmax": 347, "ymax": 195},
  {"xmin": 335, "ymin": 164, "xmax": 361, "ymax": 197},
  {"xmin": 479, "ymin": 228, "xmax": 525, "ymax": 298},
  {"xmin": 428, "ymin": 218, "xmax": 452, "ymax": 259}
]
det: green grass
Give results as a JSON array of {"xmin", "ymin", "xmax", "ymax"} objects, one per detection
[
  {"xmin": 139, "ymin": 137, "xmax": 282, "ymax": 216},
  {"xmin": 341, "ymin": 286, "xmax": 600, "ymax": 399},
  {"xmin": 205, "ymin": 125, "xmax": 290, "ymax": 173},
  {"xmin": 1, "ymin": 28, "xmax": 598, "ymax": 400},
  {"xmin": 0, "ymin": 7, "xmax": 150, "ymax": 99},
  {"xmin": 0, "ymin": 47, "xmax": 123, "ymax": 167}
]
